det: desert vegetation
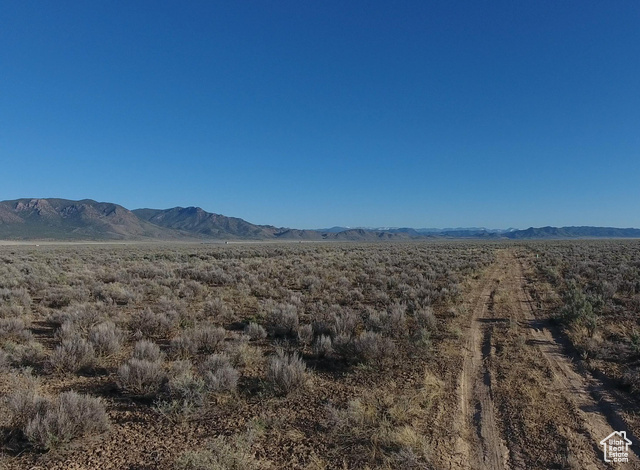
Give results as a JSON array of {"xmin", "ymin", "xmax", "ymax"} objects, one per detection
[
  {"xmin": 2, "ymin": 240, "xmax": 640, "ymax": 468},
  {"xmin": 529, "ymin": 240, "xmax": 640, "ymax": 391},
  {"xmin": 0, "ymin": 241, "xmax": 496, "ymax": 469}
]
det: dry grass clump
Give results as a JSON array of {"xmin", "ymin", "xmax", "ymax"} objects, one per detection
[
  {"xmin": 224, "ymin": 338, "xmax": 263, "ymax": 370},
  {"xmin": 267, "ymin": 348, "xmax": 307, "ymax": 395},
  {"xmin": 174, "ymin": 432, "xmax": 261, "ymax": 470},
  {"xmin": 325, "ymin": 377, "xmax": 441, "ymax": 467}
]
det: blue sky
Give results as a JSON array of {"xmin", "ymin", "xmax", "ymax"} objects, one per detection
[{"xmin": 1, "ymin": 1, "xmax": 639, "ymax": 229}]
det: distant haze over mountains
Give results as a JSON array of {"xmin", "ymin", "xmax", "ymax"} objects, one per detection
[{"xmin": 1, "ymin": 198, "xmax": 640, "ymax": 241}]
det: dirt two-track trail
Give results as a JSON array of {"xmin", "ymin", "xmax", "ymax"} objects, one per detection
[{"xmin": 450, "ymin": 248, "xmax": 640, "ymax": 470}]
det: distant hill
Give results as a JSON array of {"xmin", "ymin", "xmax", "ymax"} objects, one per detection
[
  {"xmin": 0, "ymin": 198, "xmax": 182, "ymax": 240},
  {"xmin": 504, "ymin": 226, "xmax": 640, "ymax": 239},
  {"xmin": 2, "ymin": 198, "xmax": 640, "ymax": 241},
  {"xmin": 132, "ymin": 207, "xmax": 279, "ymax": 239}
]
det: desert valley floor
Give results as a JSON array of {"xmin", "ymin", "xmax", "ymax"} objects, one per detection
[{"xmin": 1, "ymin": 241, "xmax": 639, "ymax": 469}]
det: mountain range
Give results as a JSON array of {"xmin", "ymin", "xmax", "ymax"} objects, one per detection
[{"xmin": 1, "ymin": 198, "xmax": 639, "ymax": 241}]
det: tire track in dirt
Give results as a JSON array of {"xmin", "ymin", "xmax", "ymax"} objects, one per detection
[
  {"xmin": 511, "ymin": 251, "xmax": 640, "ymax": 466},
  {"xmin": 453, "ymin": 261, "xmax": 510, "ymax": 470},
  {"xmin": 473, "ymin": 287, "xmax": 510, "ymax": 470}
]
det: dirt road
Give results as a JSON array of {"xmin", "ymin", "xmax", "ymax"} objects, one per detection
[{"xmin": 454, "ymin": 249, "xmax": 639, "ymax": 469}]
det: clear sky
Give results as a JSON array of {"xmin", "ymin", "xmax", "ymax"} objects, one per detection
[{"xmin": 1, "ymin": 1, "xmax": 639, "ymax": 229}]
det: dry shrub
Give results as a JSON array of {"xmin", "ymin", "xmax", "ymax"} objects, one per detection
[
  {"xmin": 50, "ymin": 337, "xmax": 96, "ymax": 373},
  {"xmin": 266, "ymin": 303, "xmax": 299, "ymax": 337},
  {"xmin": 133, "ymin": 339, "xmax": 164, "ymax": 362},
  {"xmin": 334, "ymin": 330, "xmax": 394, "ymax": 366},
  {"xmin": 224, "ymin": 339, "xmax": 262, "ymax": 369},
  {"xmin": 386, "ymin": 302, "xmax": 407, "ymax": 338},
  {"xmin": 88, "ymin": 321, "xmax": 124, "ymax": 356},
  {"xmin": 44, "ymin": 286, "xmax": 87, "ymax": 308},
  {"xmin": 243, "ymin": 322, "xmax": 267, "ymax": 340},
  {"xmin": 0, "ymin": 304, "xmax": 27, "ymax": 319},
  {"xmin": 367, "ymin": 304, "xmax": 408, "ymax": 338},
  {"xmin": 204, "ymin": 297, "xmax": 232, "ymax": 319},
  {"xmin": 313, "ymin": 335, "xmax": 332, "ymax": 358},
  {"xmin": 623, "ymin": 368, "xmax": 640, "ymax": 394},
  {"xmin": 267, "ymin": 349, "xmax": 307, "ymax": 395},
  {"xmin": 0, "ymin": 318, "xmax": 32, "ymax": 342},
  {"xmin": 24, "ymin": 391, "xmax": 109, "ymax": 450},
  {"xmin": 0, "ymin": 287, "xmax": 31, "ymax": 311},
  {"xmin": 199, "ymin": 354, "xmax": 239, "ymax": 392},
  {"xmin": 0, "ymin": 348, "xmax": 9, "ymax": 372},
  {"xmin": 49, "ymin": 302, "xmax": 110, "ymax": 331},
  {"xmin": 4, "ymin": 373, "xmax": 109, "ymax": 450},
  {"xmin": 170, "ymin": 334, "xmax": 198, "ymax": 358},
  {"xmin": 130, "ymin": 308, "xmax": 175, "ymax": 338},
  {"xmin": 297, "ymin": 324, "xmax": 314, "ymax": 346},
  {"xmin": 2, "ymin": 341, "xmax": 46, "ymax": 368},
  {"xmin": 117, "ymin": 359, "xmax": 165, "ymax": 396},
  {"xmin": 165, "ymin": 360, "xmax": 206, "ymax": 411},
  {"xmin": 171, "ymin": 326, "xmax": 226, "ymax": 357},
  {"xmin": 197, "ymin": 325, "xmax": 227, "ymax": 353},
  {"xmin": 93, "ymin": 282, "xmax": 140, "ymax": 305},
  {"xmin": 331, "ymin": 308, "xmax": 359, "ymax": 337},
  {"xmin": 54, "ymin": 321, "xmax": 79, "ymax": 342},
  {"xmin": 415, "ymin": 306, "xmax": 437, "ymax": 332},
  {"xmin": 4, "ymin": 371, "xmax": 43, "ymax": 429},
  {"xmin": 354, "ymin": 331, "xmax": 394, "ymax": 364}
]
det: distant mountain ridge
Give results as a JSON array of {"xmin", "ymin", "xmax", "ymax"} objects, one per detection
[
  {"xmin": 0, "ymin": 198, "xmax": 178, "ymax": 240},
  {"xmin": 503, "ymin": 226, "xmax": 640, "ymax": 239},
  {"xmin": 1, "ymin": 198, "xmax": 639, "ymax": 241},
  {"xmin": 133, "ymin": 207, "xmax": 279, "ymax": 239}
]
